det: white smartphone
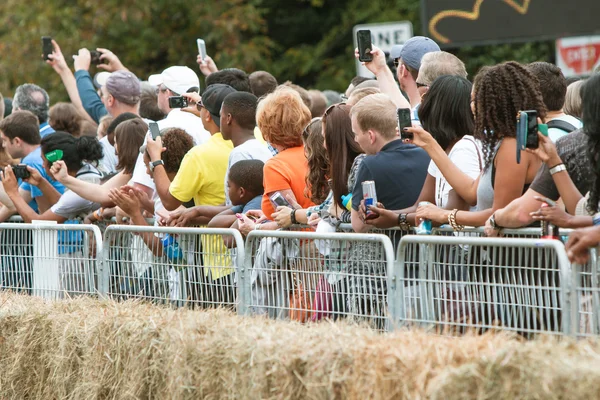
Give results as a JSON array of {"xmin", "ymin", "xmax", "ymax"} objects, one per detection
[{"xmin": 196, "ymin": 39, "xmax": 207, "ymax": 61}]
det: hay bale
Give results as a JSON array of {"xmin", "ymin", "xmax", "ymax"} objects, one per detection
[{"xmin": 0, "ymin": 293, "xmax": 599, "ymax": 399}]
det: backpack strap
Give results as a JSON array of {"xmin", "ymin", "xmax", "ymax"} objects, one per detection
[{"xmin": 547, "ymin": 119, "xmax": 577, "ymax": 133}]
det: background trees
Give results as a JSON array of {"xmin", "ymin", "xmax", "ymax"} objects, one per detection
[{"xmin": 0, "ymin": 0, "xmax": 552, "ymax": 102}]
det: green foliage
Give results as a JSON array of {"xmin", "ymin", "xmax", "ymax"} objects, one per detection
[{"xmin": 0, "ymin": 0, "xmax": 554, "ymax": 104}]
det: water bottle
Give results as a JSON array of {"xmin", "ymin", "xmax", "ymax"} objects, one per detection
[{"xmin": 161, "ymin": 233, "xmax": 184, "ymax": 261}]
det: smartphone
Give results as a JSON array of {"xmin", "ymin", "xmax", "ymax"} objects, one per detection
[
  {"xmin": 197, "ymin": 39, "xmax": 207, "ymax": 61},
  {"xmin": 524, "ymin": 110, "xmax": 538, "ymax": 149},
  {"xmin": 42, "ymin": 36, "xmax": 53, "ymax": 61},
  {"xmin": 13, "ymin": 165, "xmax": 31, "ymax": 180},
  {"xmin": 356, "ymin": 30, "xmax": 373, "ymax": 62},
  {"xmin": 90, "ymin": 50, "xmax": 102, "ymax": 65},
  {"xmin": 168, "ymin": 96, "xmax": 188, "ymax": 109},
  {"xmin": 269, "ymin": 192, "xmax": 291, "ymax": 208},
  {"xmin": 149, "ymin": 122, "xmax": 161, "ymax": 140},
  {"xmin": 397, "ymin": 108, "xmax": 412, "ymax": 140}
]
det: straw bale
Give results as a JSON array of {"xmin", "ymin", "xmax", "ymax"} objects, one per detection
[{"xmin": 1, "ymin": 293, "xmax": 599, "ymax": 399}]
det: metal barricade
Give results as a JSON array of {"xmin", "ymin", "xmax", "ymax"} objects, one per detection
[
  {"xmin": 571, "ymin": 249, "xmax": 600, "ymax": 337},
  {"xmin": 393, "ymin": 235, "xmax": 573, "ymax": 337},
  {"xmin": 101, "ymin": 225, "xmax": 244, "ymax": 309},
  {"xmin": 241, "ymin": 230, "xmax": 395, "ymax": 330},
  {"xmin": 0, "ymin": 223, "xmax": 103, "ymax": 300}
]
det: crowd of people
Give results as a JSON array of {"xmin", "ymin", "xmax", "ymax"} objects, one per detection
[{"xmin": 0, "ymin": 35, "xmax": 599, "ymax": 311}]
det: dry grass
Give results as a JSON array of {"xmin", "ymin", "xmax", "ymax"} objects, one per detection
[{"xmin": 0, "ymin": 293, "xmax": 599, "ymax": 399}]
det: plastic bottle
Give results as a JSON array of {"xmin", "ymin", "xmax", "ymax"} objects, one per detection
[{"xmin": 161, "ymin": 233, "xmax": 184, "ymax": 261}]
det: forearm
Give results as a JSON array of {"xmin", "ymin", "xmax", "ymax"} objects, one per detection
[
  {"xmin": 75, "ymin": 70, "xmax": 107, "ymax": 123},
  {"xmin": 130, "ymin": 212, "xmax": 164, "ymax": 257},
  {"xmin": 494, "ymin": 201, "xmax": 534, "ymax": 228},
  {"xmin": 7, "ymin": 192, "xmax": 40, "ymax": 223},
  {"xmin": 453, "ymin": 208, "xmax": 494, "ymax": 228},
  {"xmin": 351, "ymin": 209, "xmax": 372, "ymax": 233},
  {"xmin": 376, "ymin": 68, "xmax": 411, "ymax": 109},
  {"xmin": 207, "ymin": 214, "xmax": 237, "ymax": 229},
  {"xmin": 552, "ymin": 170, "xmax": 583, "ymax": 214},
  {"xmin": 193, "ymin": 205, "xmax": 230, "ymax": 225},
  {"xmin": 426, "ymin": 145, "xmax": 478, "ymax": 206},
  {"xmin": 60, "ymin": 174, "xmax": 121, "ymax": 206},
  {"xmin": 563, "ymin": 215, "xmax": 593, "ymax": 229},
  {"xmin": 0, "ymin": 205, "xmax": 16, "ymax": 222},
  {"xmin": 153, "ymin": 168, "xmax": 181, "ymax": 211},
  {"xmin": 37, "ymin": 179, "xmax": 62, "ymax": 206}
]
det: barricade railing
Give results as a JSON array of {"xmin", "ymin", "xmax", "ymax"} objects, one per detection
[
  {"xmin": 242, "ymin": 229, "xmax": 396, "ymax": 330},
  {"xmin": 394, "ymin": 235, "xmax": 573, "ymax": 336},
  {"xmin": 101, "ymin": 225, "xmax": 244, "ymax": 308},
  {"xmin": 0, "ymin": 222, "xmax": 103, "ymax": 300},
  {"xmin": 571, "ymin": 249, "xmax": 600, "ymax": 337}
]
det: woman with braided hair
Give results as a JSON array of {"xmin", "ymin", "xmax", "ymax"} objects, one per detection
[{"xmin": 405, "ymin": 61, "xmax": 546, "ymax": 228}]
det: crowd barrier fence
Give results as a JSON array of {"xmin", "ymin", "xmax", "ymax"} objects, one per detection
[{"xmin": 0, "ymin": 219, "xmax": 598, "ymax": 337}]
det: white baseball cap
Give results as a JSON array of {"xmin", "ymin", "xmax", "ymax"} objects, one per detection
[{"xmin": 148, "ymin": 66, "xmax": 200, "ymax": 95}]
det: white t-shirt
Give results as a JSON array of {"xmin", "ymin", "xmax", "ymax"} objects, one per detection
[
  {"xmin": 131, "ymin": 110, "xmax": 210, "ymax": 190},
  {"xmin": 98, "ymin": 136, "xmax": 118, "ymax": 175},
  {"xmin": 427, "ymin": 135, "xmax": 482, "ymax": 210},
  {"xmin": 50, "ymin": 164, "xmax": 102, "ymax": 219},
  {"xmin": 547, "ymin": 114, "xmax": 583, "ymax": 142},
  {"xmin": 224, "ymin": 139, "xmax": 273, "ymax": 205}
]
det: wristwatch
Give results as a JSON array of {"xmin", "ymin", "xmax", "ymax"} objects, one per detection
[
  {"xmin": 149, "ymin": 160, "xmax": 164, "ymax": 172},
  {"xmin": 397, "ymin": 213, "xmax": 410, "ymax": 231},
  {"xmin": 489, "ymin": 213, "xmax": 503, "ymax": 231}
]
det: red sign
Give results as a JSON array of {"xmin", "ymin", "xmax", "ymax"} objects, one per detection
[{"xmin": 556, "ymin": 36, "xmax": 600, "ymax": 77}]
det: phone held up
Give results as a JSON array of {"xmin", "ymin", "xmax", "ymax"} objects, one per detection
[
  {"xmin": 269, "ymin": 192, "xmax": 291, "ymax": 209},
  {"xmin": 168, "ymin": 96, "xmax": 188, "ymax": 109},
  {"xmin": 149, "ymin": 122, "xmax": 161, "ymax": 140},
  {"xmin": 516, "ymin": 110, "xmax": 549, "ymax": 164},
  {"xmin": 397, "ymin": 108, "xmax": 412, "ymax": 140},
  {"xmin": 197, "ymin": 39, "xmax": 207, "ymax": 61},
  {"xmin": 42, "ymin": 36, "xmax": 53, "ymax": 61},
  {"xmin": 356, "ymin": 30, "xmax": 373, "ymax": 62}
]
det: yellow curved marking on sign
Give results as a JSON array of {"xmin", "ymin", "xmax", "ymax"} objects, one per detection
[{"xmin": 429, "ymin": 0, "xmax": 532, "ymax": 44}]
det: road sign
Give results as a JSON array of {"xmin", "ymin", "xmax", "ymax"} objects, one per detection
[
  {"xmin": 556, "ymin": 35, "xmax": 600, "ymax": 77},
  {"xmin": 353, "ymin": 21, "xmax": 413, "ymax": 77}
]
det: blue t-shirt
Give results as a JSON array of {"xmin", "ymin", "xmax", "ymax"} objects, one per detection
[
  {"xmin": 352, "ymin": 139, "xmax": 430, "ymax": 212},
  {"xmin": 20, "ymin": 147, "xmax": 65, "ymax": 209},
  {"xmin": 231, "ymin": 195, "xmax": 263, "ymax": 214}
]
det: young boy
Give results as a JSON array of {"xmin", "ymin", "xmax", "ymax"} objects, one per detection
[{"xmin": 208, "ymin": 159, "xmax": 264, "ymax": 245}]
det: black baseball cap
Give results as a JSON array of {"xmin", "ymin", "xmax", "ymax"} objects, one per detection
[{"xmin": 202, "ymin": 84, "xmax": 236, "ymax": 128}]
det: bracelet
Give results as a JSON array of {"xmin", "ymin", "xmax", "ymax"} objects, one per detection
[
  {"xmin": 549, "ymin": 164, "xmax": 566, "ymax": 175},
  {"xmin": 290, "ymin": 209, "xmax": 298, "ymax": 225},
  {"xmin": 448, "ymin": 209, "xmax": 465, "ymax": 231},
  {"xmin": 254, "ymin": 223, "xmax": 261, "ymax": 230},
  {"xmin": 397, "ymin": 213, "xmax": 410, "ymax": 231}
]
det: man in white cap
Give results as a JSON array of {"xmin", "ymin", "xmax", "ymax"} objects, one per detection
[
  {"xmin": 148, "ymin": 66, "xmax": 210, "ymax": 145},
  {"xmin": 129, "ymin": 66, "xmax": 211, "ymax": 211}
]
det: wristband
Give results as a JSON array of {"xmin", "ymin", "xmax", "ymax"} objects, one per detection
[
  {"xmin": 593, "ymin": 213, "xmax": 600, "ymax": 226},
  {"xmin": 397, "ymin": 213, "xmax": 410, "ymax": 231},
  {"xmin": 290, "ymin": 209, "xmax": 298, "ymax": 225},
  {"xmin": 549, "ymin": 164, "xmax": 566, "ymax": 175}
]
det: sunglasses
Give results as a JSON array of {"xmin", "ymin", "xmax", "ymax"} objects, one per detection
[
  {"xmin": 416, "ymin": 82, "xmax": 429, "ymax": 88},
  {"xmin": 302, "ymin": 117, "xmax": 322, "ymax": 139},
  {"xmin": 393, "ymin": 58, "xmax": 400, "ymax": 68}
]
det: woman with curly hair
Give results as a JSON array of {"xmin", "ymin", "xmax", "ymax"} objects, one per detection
[{"xmin": 406, "ymin": 61, "xmax": 546, "ymax": 228}]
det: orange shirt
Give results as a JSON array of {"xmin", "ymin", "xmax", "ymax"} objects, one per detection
[{"xmin": 261, "ymin": 145, "xmax": 315, "ymax": 216}]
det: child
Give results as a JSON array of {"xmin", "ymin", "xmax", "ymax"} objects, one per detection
[{"xmin": 208, "ymin": 159, "xmax": 264, "ymax": 246}]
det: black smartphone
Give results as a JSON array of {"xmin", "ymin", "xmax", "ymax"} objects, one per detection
[
  {"xmin": 90, "ymin": 50, "xmax": 102, "ymax": 65},
  {"xmin": 149, "ymin": 122, "xmax": 161, "ymax": 140},
  {"xmin": 168, "ymin": 96, "xmax": 188, "ymax": 109},
  {"xmin": 397, "ymin": 108, "xmax": 412, "ymax": 140},
  {"xmin": 357, "ymin": 30, "xmax": 373, "ymax": 62},
  {"xmin": 524, "ymin": 110, "xmax": 538, "ymax": 149},
  {"xmin": 13, "ymin": 165, "xmax": 31, "ymax": 180},
  {"xmin": 42, "ymin": 36, "xmax": 53, "ymax": 61}
]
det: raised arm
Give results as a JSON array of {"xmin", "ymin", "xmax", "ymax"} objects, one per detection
[
  {"xmin": 405, "ymin": 126, "xmax": 479, "ymax": 205},
  {"xmin": 356, "ymin": 45, "xmax": 411, "ymax": 109},
  {"xmin": 526, "ymin": 132, "xmax": 583, "ymax": 214},
  {"xmin": 50, "ymin": 160, "xmax": 128, "ymax": 206},
  {"xmin": 73, "ymin": 49, "xmax": 108, "ymax": 123}
]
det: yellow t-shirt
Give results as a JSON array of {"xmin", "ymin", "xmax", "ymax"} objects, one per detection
[
  {"xmin": 169, "ymin": 132, "xmax": 234, "ymax": 280},
  {"xmin": 254, "ymin": 126, "xmax": 267, "ymax": 145},
  {"xmin": 169, "ymin": 132, "xmax": 233, "ymax": 206}
]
